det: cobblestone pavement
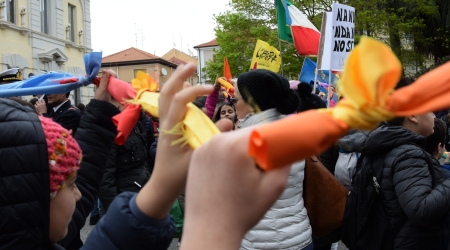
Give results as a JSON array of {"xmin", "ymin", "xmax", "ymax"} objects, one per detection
[{"xmin": 81, "ymin": 216, "xmax": 348, "ymax": 250}]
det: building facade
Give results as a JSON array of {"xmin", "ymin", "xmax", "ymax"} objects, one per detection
[
  {"xmin": 0, "ymin": 0, "xmax": 94, "ymax": 104},
  {"xmin": 101, "ymin": 47, "xmax": 179, "ymax": 87},
  {"xmin": 193, "ymin": 39, "xmax": 218, "ymax": 84},
  {"xmin": 162, "ymin": 48, "xmax": 199, "ymax": 84}
]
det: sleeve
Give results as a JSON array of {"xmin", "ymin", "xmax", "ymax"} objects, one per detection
[
  {"xmin": 205, "ymin": 87, "xmax": 220, "ymax": 119},
  {"xmin": 82, "ymin": 192, "xmax": 175, "ymax": 250},
  {"xmin": 59, "ymin": 99, "xmax": 120, "ymax": 248},
  {"xmin": 392, "ymin": 148, "xmax": 450, "ymax": 226},
  {"xmin": 150, "ymin": 138, "xmax": 158, "ymax": 161},
  {"xmin": 98, "ymin": 144, "xmax": 120, "ymax": 212},
  {"xmin": 54, "ymin": 109, "xmax": 81, "ymax": 134}
]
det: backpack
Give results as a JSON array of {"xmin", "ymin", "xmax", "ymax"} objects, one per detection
[{"xmin": 341, "ymin": 145, "xmax": 435, "ymax": 250}]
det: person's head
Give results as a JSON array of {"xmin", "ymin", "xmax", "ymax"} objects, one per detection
[
  {"xmin": 193, "ymin": 95, "xmax": 207, "ymax": 114},
  {"xmin": 329, "ymin": 85, "xmax": 336, "ymax": 95},
  {"xmin": 7, "ymin": 97, "xmax": 37, "ymax": 113},
  {"xmin": 0, "ymin": 99, "xmax": 82, "ymax": 246},
  {"xmin": 296, "ymin": 82, "xmax": 326, "ymax": 112},
  {"xmin": 77, "ymin": 103, "xmax": 85, "ymax": 111},
  {"xmin": 29, "ymin": 97, "xmax": 38, "ymax": 106},
  {"xmin": 425, "ymin": 118, "xmax": 447, "ymax": 159},
  {"xmin": 386, "ymin": 113, "xmax": 435, "ymax": 137},
  {"xmin": 386, "ymin": 77, "xmax": 435, "ymax": 137},
  {"xmin": 213, "ymin": 103, "xmax": 237, "ymax": 123},
  {"xmin": 47, "ymin": 92, "xmax": 70, "ymax": 107},
  {"xmin": 234, "ymin": 69, "xmax": 300, "ymax": 119}
]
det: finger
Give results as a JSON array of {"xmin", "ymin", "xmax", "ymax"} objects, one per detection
[
  {"xmin": 159, "ymin": 63, "xmax": 196, "ymax": 120},
  {"xmin": 215, "ymin": 118, "xmax": 233, "ymax": 132},
  {"xmin": 162, "ymin": 85, "xmax": 213, "ymax": 130},
  {"xmin": 183, "ymin": 82, "xmax": 192, "ymax": 89},
  {"xmin": 105, "ymin": 69, "xmax": 117, "ymax": 78},
  {"xmin": 99, "ymin": 70, "xmax": 110, "ymax": 90}
]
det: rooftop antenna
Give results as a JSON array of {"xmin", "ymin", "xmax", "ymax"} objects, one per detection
[
  {"xmin": 140, "ymin": 29, "xmax": 145, "ymax": 50},
  {"xmin": 134, "ymin": 23, "xmax": 137, "ymax": 48},
  {"xmin": 180, "ymin": 34, "xmax": 183, "ymax": 52}
]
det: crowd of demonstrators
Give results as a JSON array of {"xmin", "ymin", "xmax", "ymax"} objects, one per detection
[{"xmin": 2, "ymin": 59, "xmax": 450, "ymax": 250}]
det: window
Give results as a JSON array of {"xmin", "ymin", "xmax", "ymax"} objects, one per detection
[
  {"xmin": 5, "ymin": 0, "xmax": 15, "ymax": 23},
  {"xmin": 40, "ymin": 0, "xmax": 48, "ymax": 34},
  {"xmin": 68, "ymin": 4, "xmax": 75, "ymax": 42},
  {"xmin": 133, "ymin": 69, "xmax": 146, "ymax": 78}
]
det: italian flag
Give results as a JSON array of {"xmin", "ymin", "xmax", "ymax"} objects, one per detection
[{"xmin": 276, "ymin": 0, "xmax": 320, "ymax": 56}]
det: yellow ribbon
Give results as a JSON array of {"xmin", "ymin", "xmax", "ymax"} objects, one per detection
[
  {"xmin": 321, "ymin": 37, "xmax": 401, "ymax": 130},
  {"xmin": 129, "ymin": 71, "xmax": 220, "ymax": 149}
]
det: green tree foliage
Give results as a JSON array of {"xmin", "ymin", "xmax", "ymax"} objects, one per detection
[{"xmin": 204, "ymin": 0, "xmax": 449, "ymax": 81}]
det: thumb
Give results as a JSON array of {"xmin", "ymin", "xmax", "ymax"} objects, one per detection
[{"xmin": 215, "ymin": 118, "xmax": 233, "ymax": 132}]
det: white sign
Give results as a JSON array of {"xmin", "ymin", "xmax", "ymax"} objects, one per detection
[
  {"xmin": 317, "ymin": 12, "xmax": 333, "ymax": 70},
  {"xmin": 330, "ymin": 3, "xmax": 355, "ymax": 71}
]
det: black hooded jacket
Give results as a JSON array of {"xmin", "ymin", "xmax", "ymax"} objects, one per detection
[
  {"xmin": 0, "ymin": 98, "xmax": 119, "ymax": 249},
  {"xmin": 360, "ymin": 125, "xmax": 450, "ymax": 249},
  {"xmin": 99, "ymin": 113, "xmax": 150, "ymax": 211}
]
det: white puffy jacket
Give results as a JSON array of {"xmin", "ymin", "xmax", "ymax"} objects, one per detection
[{"xmin": 239, "ymin": 109, "xmax": 312, "ymax": 250}]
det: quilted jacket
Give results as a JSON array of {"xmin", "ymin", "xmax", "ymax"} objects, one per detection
[{"xmin": 240, "ymin": 109, "xmax": 312, "ymax": 250}]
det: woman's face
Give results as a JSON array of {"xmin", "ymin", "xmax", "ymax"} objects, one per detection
[
  {"xmin": 234, "ymin": 84, "xmax": 252, "ymax": 119},
  {"xmin": 220, "ymin": 105, "xmax": 235, "ymax": 121},
  {"xmin": 49, "ymin": 175, "xmax": 81, "ymax": 243}
]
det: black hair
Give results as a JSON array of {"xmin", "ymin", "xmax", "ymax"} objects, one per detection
[
  {"xmin": 237, "ymin": 69, "xmax": 300, "ymax": 115},
  {"xmin": 65, "ymin": 92, "xmax": 70, "ymax": 98},
  {"xmin": 296, "ymin": 82, "xmax": 326, "ymax": 112},
  {"xmin": 77, "ymin": 103, "xmax": 86, "ymax": 111},
  {"xmin": 425, "ymin": 118, "xmax": 446, "ymax": 156},
  {"xmin": 213, "ymin": 103, "xmax": 237, "ymax": 124}
]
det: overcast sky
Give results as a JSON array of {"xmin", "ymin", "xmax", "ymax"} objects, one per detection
[{"xmin": 90, "ymin": 0, "xmax": 230, "ymax": 57}]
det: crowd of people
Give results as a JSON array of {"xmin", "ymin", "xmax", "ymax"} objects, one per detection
[{"xmin": 1, "ymin": 57, "xmax": 450, "ymax": 250}]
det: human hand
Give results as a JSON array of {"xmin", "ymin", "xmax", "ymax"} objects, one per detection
[
  {"xmin": 34, "ymin": 99, "xmax": 47, "ymax": 115},
  {"xmin": 214, "ymin": 75, "xmax": 222, "ymax": 89},
  {"xmin": 135, "ymin": 62, "xmax": 233, "ymax": 219},
  {"xmin": 180, "ymin": 128, "xmax": 291, "ymax": 250},
  {"xmin": 94, "ymin": 69, "xmax": 116, "ymax": 102}
]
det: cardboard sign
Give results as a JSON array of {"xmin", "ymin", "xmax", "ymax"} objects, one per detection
[
  {"xmin": 330, "ymin": 3, "xmax": 355, "ymax": 71},
  {"xmin": 250, "ymin": 39, "xmax": 281, "ymax": 73}
]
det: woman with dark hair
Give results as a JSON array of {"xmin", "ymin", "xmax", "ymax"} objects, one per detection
[
  {"xmin": 213, "ymin": 102, "xmax": 237, "ymax": 124},
  {"xmin": 235, "ymin": 69, "xmax": 312, "ymax": 250}
]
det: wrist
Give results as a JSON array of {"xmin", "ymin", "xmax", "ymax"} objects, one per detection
[{"xmin": 135, "ymin": 173, "xmax": 184, "ymax": 219}]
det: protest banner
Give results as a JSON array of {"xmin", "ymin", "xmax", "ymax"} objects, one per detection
[
  {"xmin": 250, "ymin": 39, "xmax": 282, "ymax": 73},
  {"xmin": 330, "ymin": 3, "xmax": 355, "ymax": 71}
]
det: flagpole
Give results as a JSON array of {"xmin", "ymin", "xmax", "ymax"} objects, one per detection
[
  {"xmin": 275, "ymin": 0, "xmax": 285, "ymax": 76},
  {"xmin": 313, "ymin": 68, "xmax": 318, "ymax": 94},
  {"xmin": 278, "ymin": 38, "xmax": 285, "ymax": 77},
  {"xmin": 327, "ymin": 70, "xmax": 332, "ymax": 108}
]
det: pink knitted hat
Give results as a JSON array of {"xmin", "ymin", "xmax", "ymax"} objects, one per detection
[{"xmin": 39, "ymin": 116, "xmax": 82, "ymax": 199}]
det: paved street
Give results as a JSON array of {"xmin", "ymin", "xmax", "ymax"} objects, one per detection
[{"xmin": 81, "ymin": 216, "xmax": 348, "ymax": 250}]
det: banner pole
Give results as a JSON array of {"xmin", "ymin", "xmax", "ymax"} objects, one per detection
[
  {"xmin": 277, "ymin": 38, "xmax": 285, "ymax": 76},
  {"xmin": 275, "ymin": 0, "xmax": 285, "ymax": 77},
  {"xmin": 327, "ymin": 70, "xmax": 332, "ymax": 108},
  {"xmin": 313, "ymin": 68, "xmax": 318, "ymax": 94}
]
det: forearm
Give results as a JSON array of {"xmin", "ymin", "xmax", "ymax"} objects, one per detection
[
  {"xmin": 181, "ymin": 219, "xmax": 243, "ymax": 250},
  {"xmin": 205, "ymin": 87, "xmax": 220, "ymax": 119},
  {"xmin": 135, "ymin": 172, "xmax": 183, "ymax": 219}
]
